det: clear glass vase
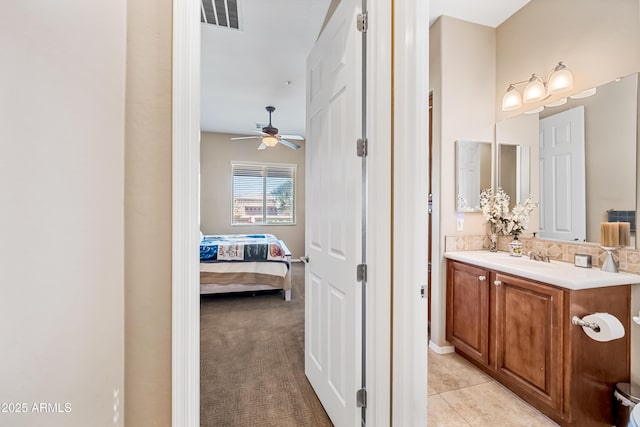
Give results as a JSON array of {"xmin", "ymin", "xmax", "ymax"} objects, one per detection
[{"xmin": 488, "ymin": 233, "xmax": 498, "ymax": 252}]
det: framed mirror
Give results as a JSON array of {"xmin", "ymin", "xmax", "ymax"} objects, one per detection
[
  {"xmin": 456, "ymin": 140, "xmax": 492, "ymax": 212},
  {"xmin": 496, "ymin": 72, "xmax": 639, "ymax": 247}
]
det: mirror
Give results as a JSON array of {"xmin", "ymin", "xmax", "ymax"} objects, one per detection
[
  {"xmin": 496, "ymin": 72, "xmax": 639, "ymax": 247},
  {"xmin": 456, "ymin": 140, "xmax": 492, "ymax": 212},
  {"xmin": 498, "ymin": 144, "xmax": 531, "ymax": 208}
]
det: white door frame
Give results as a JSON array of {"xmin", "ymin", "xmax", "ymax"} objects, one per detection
[
  {"xmin": 172, "ymin": 0, "xmax": 201, "ymax": 425},
  {"xmin": 391, "ymin": 0, "xmax": 430, "ymax": 424},
  {"xmin": 170, "ymin": 0, "xmax": 429, "ymax": 424}
]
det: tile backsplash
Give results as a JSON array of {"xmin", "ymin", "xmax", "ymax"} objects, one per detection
[{"xmin": 445, "ymin": 234, "xmax": 640, "ymax": 274}]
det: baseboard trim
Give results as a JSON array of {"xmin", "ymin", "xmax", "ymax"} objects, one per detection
[{"xmin": 429, "ymin": 341, "xmax": 455, "ymax": 354}]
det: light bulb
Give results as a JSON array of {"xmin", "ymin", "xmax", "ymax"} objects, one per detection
[
  {"xmin": 547, "ymin": 62, "xmax": 573, "ymax": 94},
  {"xmin": 523, "ymin": 74, "xmax": 546, "ymax": 103},
  {"xmin": 263, "ymin": 135, "xmax": 278, "ymax": 147},
  {"xmin": 502, "ymin": 85, "xmax": 522, "ymax": 111}
]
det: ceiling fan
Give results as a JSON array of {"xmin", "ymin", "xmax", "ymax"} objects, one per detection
[{"xmin": 230, "ymin": 106, "xmax": 303, "ymax": 150}]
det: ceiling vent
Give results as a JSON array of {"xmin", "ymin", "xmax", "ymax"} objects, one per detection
[{"xmin": 201, "ymin": 0, "xmax": 241, "ymax": 30}]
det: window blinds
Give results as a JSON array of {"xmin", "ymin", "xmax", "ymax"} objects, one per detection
[{"xmin": 231, "ymin": 163, "xmax": 296, "ymax": 225}]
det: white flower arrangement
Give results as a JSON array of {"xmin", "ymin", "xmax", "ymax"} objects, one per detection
[{"xmin": 480, "ymin": 187, "xmax": 536, "ymax": 237}]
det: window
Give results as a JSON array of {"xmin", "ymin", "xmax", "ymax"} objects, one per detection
[{"xmin": 231, "ymin": 162, "xmax": 297, "ymax": 225}]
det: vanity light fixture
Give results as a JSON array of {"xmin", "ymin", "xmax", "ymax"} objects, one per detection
[
  {"xmin": 501, "ymin": 61, "xmax": 574, "ymax": 111},
  {"xmin": 523, "ymin": 74, "xmax": 547, "ymax": 103},
  {"xmin": 570, "ymin": 87, "xmax": 597, "ymax": 99},
  {"xmin": 547, "ymin": 62, "xmax": 574, "ymax": 93},
  {"xmin": 545, "ymin": 98, "xmax": 568, "ymax": 107},
  {"xmin": 501, "ymin": 84, "xmax": 523, "ymax": 111},
  {"xmin": 524, "ymin": 106, "xmax": 544, "ymax": 114}
]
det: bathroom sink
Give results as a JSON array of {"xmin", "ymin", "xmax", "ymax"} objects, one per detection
[
  {"xmin": 476, "ymin": 252, "xmax": 554, "ymax": 268},
  {"xmin": 444, "ymin": 250, "xmax": 640, "ymax": 290}
]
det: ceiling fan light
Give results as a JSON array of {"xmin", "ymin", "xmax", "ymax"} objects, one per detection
[
  {"xmin": 547, "ymin": 62, "xmax": 574, "ymax": 94},
  {"xmin": 263, "ymin": 135, "xmax": 278, "ymax": 147},
  {"xmin": 523, "ymin": 74, "xmax": 546, "ymax": 103},
  {"xmin": 502, "ymin": 85, "xmax": 522, "ymax": 111}
]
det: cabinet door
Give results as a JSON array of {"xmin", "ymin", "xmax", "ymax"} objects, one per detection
[
  {"xmin": 446, "ymin": 261, "xmax": 491, "ymax": 365},
  {"xmin": 494, "ymin": 272, "xmax": 564, "ymax": 412}
]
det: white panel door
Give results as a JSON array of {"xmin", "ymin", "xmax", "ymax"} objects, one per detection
[
  {"xmin": 305, "ymin": 0, "xmax": 361, "ymax": 425},
  {"xmin": 539, "ymin": 106, "xmax": 586, "ymax": 241}
]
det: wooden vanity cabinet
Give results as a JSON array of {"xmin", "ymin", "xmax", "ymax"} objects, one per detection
[
  {"xmin": 446, "ymin": 259, "xmax": 631, "ymax": 427},
  {"xmin": 493, "ymin": 272, "xmax": 564, "ymax": 414},
  {"xmin": 446, "ymin": 260, "xmax": 491, "ymax": 365}
]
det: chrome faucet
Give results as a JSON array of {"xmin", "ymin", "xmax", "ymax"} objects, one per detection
[{"xmin": 529, "ymin": 251, "xmax": 550, "ymax": 262}]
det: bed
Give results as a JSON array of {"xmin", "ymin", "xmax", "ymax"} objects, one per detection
[{"xmin": 200, "ymin": 234, "xmax": 292, "ymax": 301}]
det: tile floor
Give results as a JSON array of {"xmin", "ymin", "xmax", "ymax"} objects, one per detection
[{"xmin": 428, "ymin": 349, "xmax": 560, "ymax": 426}]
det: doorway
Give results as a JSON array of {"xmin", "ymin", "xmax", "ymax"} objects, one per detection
[
  {"xmin": 198, "ymin": 0, "xmax": 332, "ymax": 424},
  {"xmin": 171, "ymin": 0, "xmax": 429, "ymax": 424}
]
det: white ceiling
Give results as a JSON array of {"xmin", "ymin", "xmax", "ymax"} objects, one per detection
[
  {"xmin": 201, "ymin": 0, "xmax": 331, "ymax": 136},
  {"xmin": 201, "ymin": 0, "xmax": 532, "ymax": 137},
  {"xmin": 429, "ymin": 0, "xmax": 531, "ymax": 28}
]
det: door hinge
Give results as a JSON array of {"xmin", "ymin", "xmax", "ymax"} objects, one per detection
[
  {"xmin": 356, "ymin": 138, "xmax": 368, "ymax": 157},
  {"xmin": 421, "ymin": 285, "xmax": 427, "ymax": 298},
  {"xmin": 356, "ymin": 388, "xmax": 367, "ymax": 408},
  {"xmin": 356, "ymin": 12, "xmax": 368, "ymax": 33},
  {"xmin": 357, "ymin": 264, "xmax": 367, "ymax": 282}
]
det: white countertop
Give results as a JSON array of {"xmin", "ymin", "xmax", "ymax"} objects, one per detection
[{"xmin": 444, "ymin": 250, "xmax": 640, "ymax": 290}]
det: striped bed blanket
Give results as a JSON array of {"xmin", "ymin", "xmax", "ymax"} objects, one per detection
[{"xmin": 200, "ymin": 234, "xmax": 288, "ymax": 264}]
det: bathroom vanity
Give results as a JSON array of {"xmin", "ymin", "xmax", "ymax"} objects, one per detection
[{"xmin": 445, "ymin": 251, "xmax": 640, "ymax": 427}]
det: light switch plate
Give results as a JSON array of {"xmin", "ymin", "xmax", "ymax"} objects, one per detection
[{"xmin": 574, "ymin": 254, "xmax": 592, "ymax": 268}]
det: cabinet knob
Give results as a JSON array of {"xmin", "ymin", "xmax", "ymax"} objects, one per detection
[
  {"xmin": 494, "ymin": 280, "xmax": 502, "ymax": 286},
  {"xmin": 478, "ymin": 276, "xmax": 486, "ymax": 281}
]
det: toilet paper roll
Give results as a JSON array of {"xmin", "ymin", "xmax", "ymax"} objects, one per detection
[{"xmin": 581, "ymin": 312, "xmax": 625, "ymax": 342}]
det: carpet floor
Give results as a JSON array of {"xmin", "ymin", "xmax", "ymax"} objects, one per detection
[{"xmin": 200, "ymin": 263, "xmax": 333, "ymax": 426}]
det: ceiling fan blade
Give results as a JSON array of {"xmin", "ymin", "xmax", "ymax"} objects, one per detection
[
  {"xmin": 279, "ymin": 134, "xmax": 304, "ymax": 140},
  {"xmin": 279, "ymin": 139, "xmax": 302, "ymax": 150},
  {"xmin": 231, "ymin": 136, "xmax": 261, "ymax": 140},
  {"xmin": 257, "ymin": 142, "xmax": 267, "ymax": 150}
]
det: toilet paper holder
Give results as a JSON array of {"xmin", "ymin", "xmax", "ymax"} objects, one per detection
[{"xmin": 572, "ymin": 315, "xmax": 601, "ymax": 332}]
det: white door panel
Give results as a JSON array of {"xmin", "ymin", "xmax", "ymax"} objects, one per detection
[
  {"xmin": 305, "ymin": 0, "xmax": 361, "ymax": 425},
  {"xmin": 539, "ymin": 106, "xmax": 586, "ymax": 242}
]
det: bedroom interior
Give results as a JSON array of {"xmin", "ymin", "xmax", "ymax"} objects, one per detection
[{"xmin": 198, "ymin": 0, "xmax": 329, "ymax": 423}]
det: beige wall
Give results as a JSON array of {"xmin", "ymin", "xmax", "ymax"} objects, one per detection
[
  {"xmin": 124, "ymin": 0, "xmax": 173, "ymax": 425},
  {"xmin": 1, "ymin": 2, "xmax": 126, "ymax": 426},
  {"xmin": 432, "ymin": 16, "xmax": 496, "ymax": 239},
  {"xmin": 498, "ymin": 144, "xmax": 517, "ymax": 203},
  {"xmin": 200, "ymin": 132, "xmax": 306, "ymax": 258},
  {"xmin": 430, "ymin": 16, "xmax": 496, "ymax": 346}
]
